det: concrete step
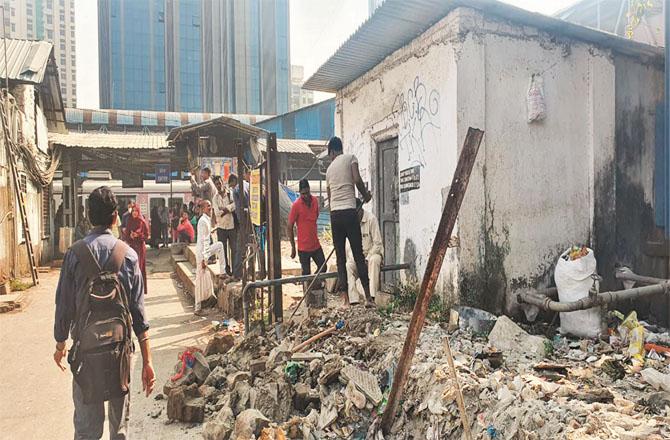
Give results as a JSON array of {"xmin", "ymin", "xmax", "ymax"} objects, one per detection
[
  {"xmin": 176, "ymin": 261, "xmax": 195, "ymax": 297},
  {"xmin": 185, "ymin": 245, "xmax": 197, "ymax": 267}
]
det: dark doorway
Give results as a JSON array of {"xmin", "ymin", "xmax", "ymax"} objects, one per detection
[{"xmin": 377, "ymin": 137, "xmax": 399, "ymax": 286}]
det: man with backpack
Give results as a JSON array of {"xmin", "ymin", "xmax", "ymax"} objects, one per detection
[{"xmin": 53, "ymin": 186, "xmax": 155, "ymax": 439}]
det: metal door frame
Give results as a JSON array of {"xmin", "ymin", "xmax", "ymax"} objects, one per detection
[{"xmin": 376, "ymin": 137, "xmax": 400, "ymax": 286}]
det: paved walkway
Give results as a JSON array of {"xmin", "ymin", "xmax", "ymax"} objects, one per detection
[{"xmin": 0, "ymin": 255, "xmax": 214, "ymax": 439}]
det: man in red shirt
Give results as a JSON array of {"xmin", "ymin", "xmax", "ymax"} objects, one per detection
[{"xmin": 288, "ymin": 179, "xmax": 325, "ymax": 275}]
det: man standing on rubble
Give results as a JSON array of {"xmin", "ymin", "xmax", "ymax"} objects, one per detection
[
  {"xmin": 326, "ymin": 136, "xmax": 374, "ymax": 308},
  {"xmin": 346, "ymin": 199, "xmax": 384, "ymax": 304},
  {"xmin": 288, "ymin": 179, "xmax": 325, "ymax": 275},
  {"xmin": 195, "ymin": 200, "xmax": 227, "ymax": 314},
  {"xmin": 53, "ymin": 186, "xmax": 155, "ymax": 439}
]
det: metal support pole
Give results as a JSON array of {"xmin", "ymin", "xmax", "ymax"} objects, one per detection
[
  {"xmin": 381, "ymin": 128, "xmax": 484, "ymax": 435},
  {"xmin": 665, "ymin": 0, "xmax": 670, "ymax": 239},
  {"xmin": 266, "ymin": 133, "xmax": 283, "ymax": 324}
]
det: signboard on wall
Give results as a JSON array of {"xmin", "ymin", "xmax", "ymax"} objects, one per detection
[
  {"xmin": 200, "ymin": 157, "xmax": 235, "ymax": 180},
  {"xmin": 399, "ymin": 165, "xmax": 420, "ymax": 193},
  {"xmin": 250, "ymin": 168, "xmax": 262, "ymax": 226},
  {"xmin": 155, "ymin": 164, "xmax": 171, "ymax": 184}
]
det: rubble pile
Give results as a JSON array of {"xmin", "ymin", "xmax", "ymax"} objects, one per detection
[{"xmin": 162, "ymin": 306, "xmax": 670, "ymax": 439}]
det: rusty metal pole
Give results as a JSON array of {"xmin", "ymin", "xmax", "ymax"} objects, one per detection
[
  {"xmin": 266, "ymin": 133, "xmax": 283, "ymax": 325},
  {"xmin": 380, "ymin": 127, "xmax": 484, "ymax": 435}
]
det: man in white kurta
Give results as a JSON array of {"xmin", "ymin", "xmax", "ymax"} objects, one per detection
[
  {"xmin": 346, "ymin": 206, "xmax": 384, "ymax": 304},
  {"xmin": 194, "ymin": 201, "xmax": 226, "ymax": 314}
]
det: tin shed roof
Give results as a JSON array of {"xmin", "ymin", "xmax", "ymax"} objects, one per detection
[
  {"xmin": 0, "ymin": 38, "xmax": 54, "ymax": 84},
  {"xmin": 304, "ymin": 0, "xmax": 664, "ymax": 93}
]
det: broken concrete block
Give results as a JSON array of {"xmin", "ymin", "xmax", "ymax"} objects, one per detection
[
  {"xmin": 183, "ymin": 397, "xmax": 206, "ymax": 423},
  {"xmin": 343, "ymin": 381, "xmax": 366, "ymax": 410},
  {"xmin": 318, "ymin": 357, "xmax": 343, "ymax": 385},
  {"xmin": 206, "ymin": 354, "xmax": 227, "ymax": 370},
  {"xmin": 267, "ymin": 343, "xmax": 293, "ymax": 367},
  {"xmin": 487, "ymin": 315, "xmax": 547, "ymax": 360},
  {"xmin": 231, "ymin": 380, "xmax": 252, "ymax": 416},
  {"xmin": 293, "ymin": 383, "xmax": 321, "ymax": 411},
  {"xmin": 233, "ymin": 409, "xmax": 270, "ymax": 440},
  {"xmin": 340, "ymin": 365, "xmax": 383, "ymax": 406},
  {"xmin": 199, "ymin": 385, "xmax": 221, "ymax": 402},
  {"xmin": 318, "ymin": 402, "xmax": 338, "ymax": 430},
  {"xmin": 163, "ymin": 369, "xmax": 196, "ymax": 395},
  {"xmin": 253, "ymin": 377, "xmax": 294, "ymax": 422},
  {"xmin": 249, "ymin": 357, "xmax": 267, "ymax": 377},
  {"xmin": 375, "ymin": 291, "xmax": 392, "ymax": 308},
  {"xmin": 227, "ymin": 371, "xmax": 251, "ymax": 389},
  {"xmin": 167, "ymin": 384, "xmax": 204, "ymax": 422},
  {"xmin": 193, "ymin": 351, "xmax": 212, "ymax": 384},
  {"xmin": 202, "ymin": 405, "xmax": 235, "ymax": 440},
  {"xmin": 205, "ymin": 333, "xmax": 236, "ymax": 356},
  {"xmin": 204, "ymin": 366, "xmax": 228, "ymax": 388},
  {"xmin": 291, "ymin": 352, "xmax": 324, "ymax": 362},
  {"xmin": 641, "ymin": 368, "xmax": 670, "ymax": 392}
]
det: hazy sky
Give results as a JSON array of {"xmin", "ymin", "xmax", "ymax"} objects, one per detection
[{"xmin": 74, "ymin": 0, "xmax": 578, "ymax": 110}]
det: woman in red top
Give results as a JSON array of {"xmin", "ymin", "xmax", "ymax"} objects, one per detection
[
  {"xmin": 176, "ymin": 211, "xmax": 195, "ymax": 243},
  {"xmin": 125, "ymin": 204, "xmax": 149, "ymax": 295}
]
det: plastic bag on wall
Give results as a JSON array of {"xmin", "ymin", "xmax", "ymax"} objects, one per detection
[{"xmin": 526, "ymin": 74, "xmax": 546, "ymax": 123}]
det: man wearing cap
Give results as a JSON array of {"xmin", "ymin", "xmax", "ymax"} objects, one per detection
[
  {"xmin": 325, "ymin": 136, "xmax": 374, "ymax": 308},
  {"xmin": 288, "ymin": 179, "xmax": 325, "ymax": 275}
]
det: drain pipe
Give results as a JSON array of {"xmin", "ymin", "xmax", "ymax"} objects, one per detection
[{"xmin": 518, "ymin": 281, "xmax": 670, "ymax": 312}]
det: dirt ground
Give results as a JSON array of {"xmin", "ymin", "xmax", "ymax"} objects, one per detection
[{"xmin": 0, "ymin": 249, "xmax": 219, "ymax": 439}]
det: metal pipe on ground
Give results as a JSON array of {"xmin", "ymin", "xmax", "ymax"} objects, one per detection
[
  {"xmin": 615, "ymin": 267, "xmax": 669, "ymax": 286},
  {"xmin": 242, "ymin": 263, "xmax": 410, "ymax": 333},
  {"xmin": 518, "ymin": 282, "xmax": 670, "ymax": 312}
]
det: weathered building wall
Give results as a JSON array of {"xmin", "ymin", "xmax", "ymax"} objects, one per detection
[
  {"xmin": 612, "ymin": 54, "xmax": 667, "ymax": 323},
  {"xmin": 336, "ymin": 11, "xmax": 462, "ymax": 305},
  {"xmin": 0, "ymin": 133, "xmax": 15, "ymax": 281},
  {"xmin": 335, "ymin": 6, "xmax": 663, "ymax": 318},
  {"xmin": 455, "ymin": 8, "xmax": 617, "ymax": 315}
]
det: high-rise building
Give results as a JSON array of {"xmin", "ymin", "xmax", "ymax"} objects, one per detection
[
  {"xmin": 290, "ymin": 65, "xmax": 313, "ymax": 111},
  {"xmin": 1, "ymin": 0, "xmax": 77, "ymax": 107},
  {"xmin": 98, "ymin": 0, "xmax": 290, "ymax": 114}
]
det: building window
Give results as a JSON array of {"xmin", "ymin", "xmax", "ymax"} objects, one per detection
[
  {"xmin": 19, "ymin": 173, "xmax": 27, "ymax": 194},
  {"xmin": 42, "ymin": 186, "xmax": 51, "ymax": 238},
  {"xmin": 47, "ymin": 30, "xmax": 53, "ymax": 40},
  {"xmin": 47, "ymin": 15, "xmax": 52, "ymax": 24},
  {"xmin": 60, "ymin": 13, "xmax": 64, "ymax": 21},
  {"xmin": 59, "ymin": 29, "xmax": 65, "ymax": 37},
  {"xmin": 10, "ymin": 23, "xmax": 14, "ymax": 32},
  {"xmin": 158, "ymin": 11, "xmax": 164, "ymax": 22},
  {"xmin": 60, "ymin": 0, "xmax": 65, "ymax": 6},
  {"xmin": 70, "ymin": 30, "xmax": 74, "ymax": 38},
  {"xmin": 60, "ymin": 42, "xmax": 65, "ymax": 50},
  {"xmin": 10, "ymin": 7, "xmax": 14, "ymax": 16}
]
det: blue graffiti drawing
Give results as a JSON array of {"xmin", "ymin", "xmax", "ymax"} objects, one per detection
[{"xmin": 392, "ymin": 76, "xmax": 440, "ymax": 167}]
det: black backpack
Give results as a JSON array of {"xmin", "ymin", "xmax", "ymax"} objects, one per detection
[{"xmin": 67, "ymin": 240, "xmax": 134, "ymax": 404}]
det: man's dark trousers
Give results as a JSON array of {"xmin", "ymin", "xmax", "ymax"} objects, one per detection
[
  {"xmin": 330, "ymin": 209, "xmax": 369, "ymax": 297},
  {"xmin": 299, "ymin": 247, "xmax": 326, "ymax": 275}
]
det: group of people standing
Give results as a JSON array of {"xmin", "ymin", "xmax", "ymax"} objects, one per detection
[
  {"xmin": 190, "ymin": 167, "xmax": 249, "ymax": 314},
  {"xmin": 288, "ymin": 136, "xmax": 384, "ymax": 308}
]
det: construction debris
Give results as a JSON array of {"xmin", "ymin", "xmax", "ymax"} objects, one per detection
[{"xmin": 159, "ymin": 303, "xmax": 670, "ymax": 439}]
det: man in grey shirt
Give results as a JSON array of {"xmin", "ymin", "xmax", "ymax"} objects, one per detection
[{"xmin": 326, "ymin": 136, "xmax": 374, "ymax": 307}]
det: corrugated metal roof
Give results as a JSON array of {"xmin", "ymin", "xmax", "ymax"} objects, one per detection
[
  {"xmin": 257, "ymin": 138, "xmax": 319, "ymax": 155},
  {"xmin": 304, "ymin": 0, "xmax": 664, "ymax": 92},
  {"xmin": 0, "ymin": 38, "xmax": 53, "ymax": 84},
  {"xmin": 166, "ymin": 115, "xmax": 268, "ymax": 142},
  {"xmin": 48, "ymin": 132, "xmax": 170, "ymax": 150}
]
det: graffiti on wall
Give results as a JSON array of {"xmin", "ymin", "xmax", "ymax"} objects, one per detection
[{"xmin": 392, "ymin": 76, "xmax": 440, "ymax": 167}]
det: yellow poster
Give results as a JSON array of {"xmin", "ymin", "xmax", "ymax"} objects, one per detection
[{"xmin": 250, "ymin": 168, "xmax": 262, "ymax": 226}]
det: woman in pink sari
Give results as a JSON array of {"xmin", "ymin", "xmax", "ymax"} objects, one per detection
[{"xmin": 125, "ymin": 204, "xmax": 149, "ymax": 295}]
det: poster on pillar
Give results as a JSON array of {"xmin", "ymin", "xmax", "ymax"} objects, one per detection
[{"xmin": 250, "ymin": 169, "xmax": 262, "ymax": 226}]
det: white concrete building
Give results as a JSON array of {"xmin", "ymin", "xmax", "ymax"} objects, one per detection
[
  {"xmin": 305, "ymin": 0, "xmax": 668, "ymax": 322},
  {"xmin": 0, "ymin": 38, "xmax": 65, "ymax": 280}
]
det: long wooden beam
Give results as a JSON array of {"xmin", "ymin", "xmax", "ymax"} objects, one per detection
[{"xmin": 380, "ymin": 127, "xmax": 484, "ymax": 435}]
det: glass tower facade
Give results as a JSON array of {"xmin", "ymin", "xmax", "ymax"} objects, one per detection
[{"xmin": 98, "ymin": 0, "xmax": 290, "ymax": 114}]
